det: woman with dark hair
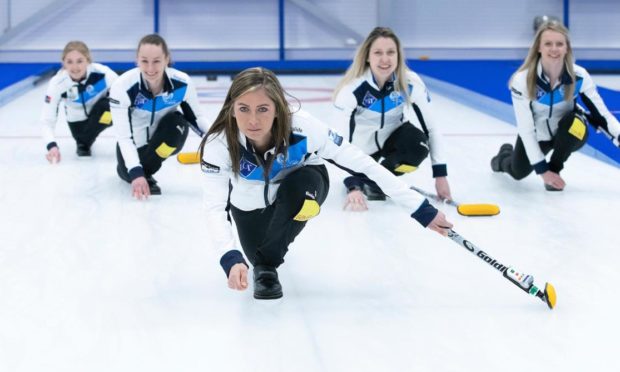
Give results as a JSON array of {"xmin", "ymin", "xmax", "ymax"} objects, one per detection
[
  {"xmin": 491, "ymin": 21, "xmax": 620, "ymax": 191},
  {"xmin": 110, "ymin": 34, "xmax": 209, "ymax": 199},
  {"xmin": 199, "ymin": 67, "xmax": 453, "ymax": 300},
  {"xmin": 42, "ymin": 40, "xmax": 117, "ymax": 163},
  {"xmin": 333, "ymin": 27, "xmax": 452, "ymax": 211}
]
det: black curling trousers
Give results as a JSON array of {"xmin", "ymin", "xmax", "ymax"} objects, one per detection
[
  {"xmin": 499, "ymin": 111, "xmax": 589, "ymax": 180},
  {"xmin": 116, "ymin": 111, "xmax": 190, "ymax": 179},
  {"xmin": 67, "ymin": 97, "xmax": 113, "ymax": 148},
  {"xmin": 343, "ymin": 122, "xmax": 429, "ymax": 191},
  {"xmin": 230, "ymin": 165, "xmax": 330, "ymax": 268}
]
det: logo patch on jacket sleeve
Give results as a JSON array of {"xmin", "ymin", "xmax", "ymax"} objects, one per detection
[
  {"xmin": 200, "ymin": 160, "xmax": 221, "ymax": 174},
  {"xmin": 44, "ymin": 95, "xmax": 51, "ymax": 103},
  {"xmin": 510, "ymin": 87, "xmax": 523, "ymax": 97},
  {"xmin": 328, "ymin": 129, "xmax": 343, "ymax": 146}
]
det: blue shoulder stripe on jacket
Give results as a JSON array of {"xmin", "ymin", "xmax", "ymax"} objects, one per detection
[
  {"xmin": 126, "ymin": 78, "xmax": 188, "ymax": 112},
  {"xmin": 238, "ymin": 133, "xmax": 308, "ymax": 181},
  {"xmin": 537, "ymin": 76, "xmax": 583, "ymax": 105},
  {"xmin": 72, "ymin": 73, "xmax": 108, "ymax": 104}
]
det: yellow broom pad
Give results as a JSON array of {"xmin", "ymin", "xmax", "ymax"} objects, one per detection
[
  {"xmin": 544, "ymin": 282, "xmax": 557, "ymax": 310},
  {"xmin": 177, "ymin": 151, "xmax": 200, "ymax": 164},
  {"xmin": 456, "ymin": 203, "xmax": 500, "ymax": 216}
]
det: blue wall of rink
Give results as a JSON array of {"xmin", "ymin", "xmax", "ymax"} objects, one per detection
[{"xmin": 1, "ymin": 59, "xmax": 619, "ymax": 166}]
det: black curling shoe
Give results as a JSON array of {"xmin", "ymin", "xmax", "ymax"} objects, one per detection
[
  {"xmin": 253, "ymin": 265, "xmax": 283, "ymax": 300},
  {"xmin": 491, "ymin": 143, "xmax": 513, "ymax": 172},
  {"xmin": 146, "ymin": 176, "xmax": 162, "ymax": 195},
  {"xmin": 76, "ymin": 144, "xmax": 91, "ymax": 157}
]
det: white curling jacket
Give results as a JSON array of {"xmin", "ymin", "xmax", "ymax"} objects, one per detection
[
  {"xmin": 334, "ymin": 69, "xmax": 448, "ymax": 177},
  {"xmin": 510, "ymin": 62, "xmax": 620, "ymax": 170},
  {"xmin": 201, "ymin": 109, "xmax": 429, "ymax": 257},
  {"xmin": 40, "ymin": 63, "xmax": 118, "ymax": 146},
  {"xmin": 109, "ymin": 67, "xmax": 209, "ymax": 172}
]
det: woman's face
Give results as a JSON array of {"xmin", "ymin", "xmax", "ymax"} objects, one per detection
[
  {"xmin": 538, "ymin": 30, "xmax": 567, "ymax": 66},
  {"xmin": 367, "ymin": 37, "xmax": 398, "ymax": 85},
  {"xmin": 233, "ymin": 87, "xmax": 276, "ymax": 151},
  {"xmin": 63, "ymin": 50, "xmax": 89, "ymax": 82},
  {"xmin": 137, "ymin": 43, "xmax": 169, "ymax": 88}
]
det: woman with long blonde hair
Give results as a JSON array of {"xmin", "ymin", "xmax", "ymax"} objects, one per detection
[
  {"xmin": 41, "ymin": 41, "xmax": 118, "ymax": 163},
  {"xmin": 491, "ymin": 21, "xmax": 620, "ymax": 191},
  {"xmin": 333, "ymin": 27, "xmax": 451, "ymax": 211}
]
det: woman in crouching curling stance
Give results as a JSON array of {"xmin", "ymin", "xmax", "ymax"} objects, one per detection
[
  {"xmin": 199, "ymin": 67, "xmax": 453, "ymax": 300},
  {"xmin": 110, "ymin": 34, "xmax": 209, "ymax": 199},
  {"xmin": 42, "ymin": 41, "xmax": 118, "ymax": 163},
  {"xmin": 333, "ymin": 27, "xmax": 452, "ymax": 211},
  {"xmin": 491, "ymin": 21, "xmax": 620, "ymax": 191}
]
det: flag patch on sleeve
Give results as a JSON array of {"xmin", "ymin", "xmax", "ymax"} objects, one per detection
[
  {"xmin": 328, "ymin": 129, "xmax": 343, "ymax": 146},
  {"xmin": 201, "ymin": 160, "xmax": 221, "ymax": 174}
]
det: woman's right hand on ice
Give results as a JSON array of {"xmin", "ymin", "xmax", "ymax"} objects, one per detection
[
  {"xmin": 427, "ymin": 211, "xmax": 453, "ymax": 236},
  {"xmin": 228, "ymin": 263, "xmax": 248, "ymax": 291},
  {"xmin": 46, "ymin": 147, "xmax": 61, "ymax": 164},
  {"xmin": 343, "ymin": 189, "xmax": 368, "ymax": 211},
  {"xmin": 541, "ymin": 171, "xmax": 565, "ymax": 190},
  {"xmin": 131, "ymin": 176, "xmax": 151, "ymax": 200}
]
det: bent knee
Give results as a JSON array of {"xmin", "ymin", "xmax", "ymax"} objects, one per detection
[{"xmin": 293, "ymin": 198, "xmax": 321, "ymax": 221}]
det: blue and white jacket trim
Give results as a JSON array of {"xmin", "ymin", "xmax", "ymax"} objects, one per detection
[
  {"xmin": 334, "ymin": 69, "xmax": 448, "ymax": 177},
  {"xmin": 40, "ymin": 63, "xmax": 118, "ymax": 146},
  {"xmin": 510, "ymin": 62, "xmax": 620, "ymax": 173},
  {"xmin": 110, "ymin": 67, "xmax": 209, "ymax": 173},
  {"xmin": 201, "ymin": 109, "xmax": 436, "ymax": 268}
]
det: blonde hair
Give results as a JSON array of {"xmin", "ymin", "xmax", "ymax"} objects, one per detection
[
  {"xmin": 511, "ymin": 21, "xmax": 575, "ymax": 101},
  {"xmin": 62, "ymin": 41, "xmax": 92, "ymax": 63},
  {"xmin": 334, "ymin": 27, "xmax": 410, "ymax": 102},
  {"xmin": 199, "ymin": 67, "xmax": 293, "ymax": 177}
]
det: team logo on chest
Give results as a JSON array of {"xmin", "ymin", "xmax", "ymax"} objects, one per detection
[
  {"xmin": 389, "ymin": 91, "xmax": 403, "ymax": 104},
  {"xmin": 557, "ymin": 85, "xmax": 566, "ymax": 99},
  {"xmin": 134, "ymin": 93, "xmax": 149, "ymax": 107},
  {"xmin": 276, "ymin": 152, "xmax": 299, "ymax": 167},
  {"xmin": 536, "ymin": 87, "xmax": 546, "ymax": 100},
  {"xmin": 276, "ymin": 153, "xmax": 287, "ymax": 165},
  {"xmin": 362, "ymin": 91, "xmax": 377, "ymax": 107},
  {"xmin": 239, "ymin": 157, "xmax": 258, "ymax": 177},
  {"xmin": 67, "ymin": 86, "xmax": 79, "ymax": 100},
  {"xmin": 162, "ymin": 91, "xmax": 175, "ymax": 104}
]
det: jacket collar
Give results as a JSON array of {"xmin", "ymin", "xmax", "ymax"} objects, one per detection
[
  {"xmin": 365, "ymin": 68, "xmax": 396, "ymax": 92},
  {"xmin": 238, "ymin": 131, "xmax": 282, "ymax": 160},
  {"xmin": 138, "ymin": 67, "xmax": 174, "ymax": 95},
  {"xmin": 536, "ymin": 60, "xmax": 573, "ymax": 90}
]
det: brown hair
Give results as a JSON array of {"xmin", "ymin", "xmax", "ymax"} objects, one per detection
[
  {"xmin": 511, "ymin": 21, "xmax": 575, "ymax": 101},
  {"xmin": 137, "ymin": 34, "xmax": 172, "ymax": 66},
  {"xmin": 334, "ymin": 27, "xmax": 410, "ymax": 102},
  {"xmin": 199, "ymin": 67, "xmax": 293, "ymax": 177},
  {"xmin": 62, "ymin": 41, "xmax": 92, "ymax": 63}
]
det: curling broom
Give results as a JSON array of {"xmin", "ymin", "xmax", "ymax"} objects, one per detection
[{"xmin": 446, "ymin": 229, "xmax": 556, "ymax": 309}]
